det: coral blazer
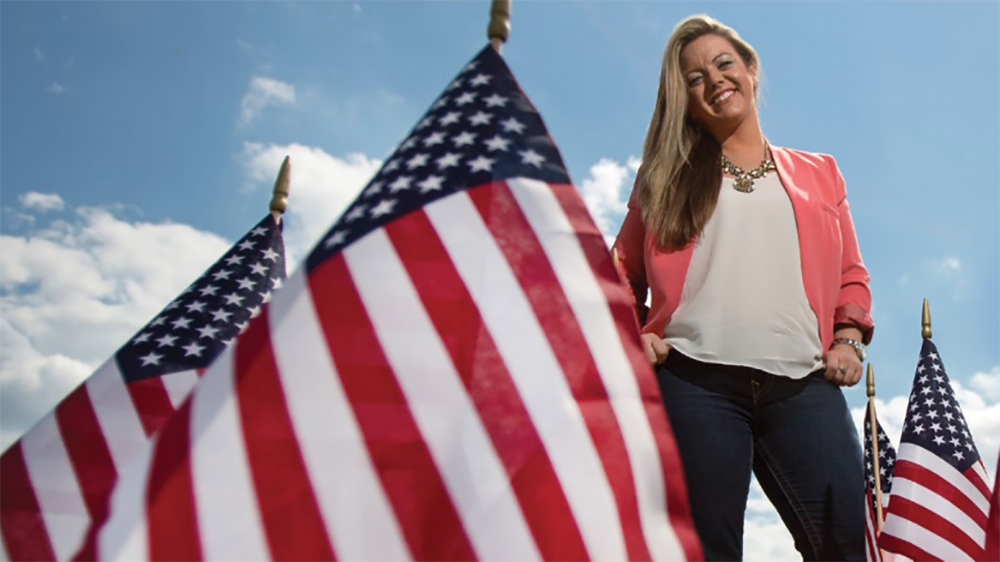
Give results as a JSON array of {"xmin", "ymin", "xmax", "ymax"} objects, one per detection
[{"xmin": 613, "ymin": 146, "xmax": 874, "ymax": 353}]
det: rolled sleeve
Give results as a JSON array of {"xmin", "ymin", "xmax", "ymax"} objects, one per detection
[{"xmin": 830, "ymin": 159, "xmax": 875, "ymax": 344}]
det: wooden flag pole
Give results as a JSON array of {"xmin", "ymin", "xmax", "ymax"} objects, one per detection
[
  {"xmin": 922, "ymin": 298, "xmax": 932, "ymax": 339},
  {"xmin": 487, "ymin": 0, "xmax": 511, "ymax": 54},
  {"xmin": 269, "ymin": 155, "xmax": 291, "ymax": 225}
]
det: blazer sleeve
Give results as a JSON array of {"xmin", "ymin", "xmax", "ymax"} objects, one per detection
[
  {"xmin": 829, "ymin": 157, "xmax": 875, "ymax": 344},
  {"xmin": 613, "ymin": 177, "xmax": 650, "ymax": 326}
]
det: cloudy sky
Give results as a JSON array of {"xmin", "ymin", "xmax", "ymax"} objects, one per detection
[{"xmin": 2, "ymin": 2, "xmax": 998, "ymax": 560}]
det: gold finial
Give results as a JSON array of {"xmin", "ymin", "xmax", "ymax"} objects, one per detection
[
  {"xmin": 922, "ymin": 298, "xmax": 932, "ymax": 339},
  {"xmin": 269, "ymin": 156, "xmax": 291, "ymax": 222},
  {"xmin": 866, "ymin": 363, "xmax": 875, "ymax": 398},
  {"xmin": 487, "ymin": 0, "xmax": 511, "ymax": 53}
]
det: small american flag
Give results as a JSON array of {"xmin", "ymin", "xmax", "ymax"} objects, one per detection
[
  {"xmin": 864, "ymin": 411, "xmax": 896, "ymax": 562},
  {"xmin": 879, "ymin": 339, "xmax": 992, "ymax": 561},
  {"xmin": 0, "ymin": 215, "xmax": 285, "ymax": 561},
  {"xmin": 78, "ymin": 45, "xmax": 702, "ymax": 561}
]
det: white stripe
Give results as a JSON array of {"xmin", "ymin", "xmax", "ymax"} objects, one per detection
[
  {"xmin": 426, "ymin": 192, "xmax": 627, "ymax": 561},
  {"xmin": 865, "ymin": 500, "xmax": 880, "ymax": 562},
  {"xmin": 85, "ymin": 360, "xmax": 149, "ymax": 469},
  {"xmin": 881, "ymin": 517, "xmax": 975, "ymax": 561},
  {"xmin": 268, "ymin": 269, "xmax": 411, "ymax": 561},
  {"xmin": 0, "ymin": 532, "xmax": 10, "ymax": 562},
  {"xmin": 20, "ymin": 412, "xmax": 89, "ymax": 561},
  {"xmin": 345, "ymin": 230, "xmax": 540, "ymax": 561},
  {"xmin": 889, "ymin": 477, "xmax": 985, "ymax": 544},
  {"xmin": 897, "ymin": 443, "xmax": 990, "ymax": 515},
  {"xmin": 509, "ymin": 177, "xmax": 687, "ymax": 561},
  {"xmin": 95, "ymin": 438, "xmax": 153, "ymax": 561},
  {"xmin": 160, "ymin": 369, "xmax": 200, "ymax": 410},
  {"xmin": 190, "ymin": 346, "xmax": 270, "ymax": 561},
  {"xmin": 972, "ymin": 460, "xmax": 989, "ymax": 486}
]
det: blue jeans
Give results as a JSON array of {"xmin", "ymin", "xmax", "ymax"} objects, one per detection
[{"xmin": 657, "ymin": 351, "xmax": 865, "ymax": 561}]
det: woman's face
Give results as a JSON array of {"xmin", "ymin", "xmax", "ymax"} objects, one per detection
[{"xmin": 679, "ymin": 34, "xmax": 757, "ymax": 135}]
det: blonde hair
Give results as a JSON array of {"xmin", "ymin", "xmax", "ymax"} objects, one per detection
[{"xmin": 638, "ymin": 15, "xmax": 760, "ymax": 249}]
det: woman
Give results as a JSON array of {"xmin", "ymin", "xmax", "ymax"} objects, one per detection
[{"xmin": 614, "ymin": 15, "xmax": 873, "ymax": 561}]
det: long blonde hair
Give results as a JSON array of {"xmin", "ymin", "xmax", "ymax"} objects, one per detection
[{"xmin": 638, "ymin": 15, "xmax": 760, "ymax": 249}]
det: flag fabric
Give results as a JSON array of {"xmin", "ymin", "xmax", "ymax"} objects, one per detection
[
  {"xmin": 864, "ymin": 410, "xmax": 897, "ymax": 562},
  {"xmin": 985, "ymin": 452, "xmax": 999, "ymax": 561},
  {"xmin": 0, "ymin": 215, "xmax": 286, "ymax": 561},
  {"xmin": 78, "ymin": 45, "xmax": 703, "ymax": 561},
  {"xmin": 879, "ymin": 339, "xmax": 992, "ymax": 561}
]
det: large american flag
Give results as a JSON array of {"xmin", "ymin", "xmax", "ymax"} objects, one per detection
[
  {"xmin": 879, "ymin": 339, "xmax": 992, "ymax": 561},
  {"xmin": 76, "ymin": 45, "xmax": 702, "ymax": 561},
  {"xmin": 0, "ymin": 215, "xmax": 285, "ymax": 561},
  {"xmin": 864, "ymin": 410, "xmax": 896, "ymax": 562}
]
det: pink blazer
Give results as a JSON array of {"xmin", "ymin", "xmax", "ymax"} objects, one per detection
[{"xmin": 613, "ymin": 146, "xmax": 874, "ymax": 353}]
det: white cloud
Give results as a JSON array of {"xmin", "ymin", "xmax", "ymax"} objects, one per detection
[
  {"xmin": 34, "ymin": 47, "xmax": 46, "ymax": 62},
  {"xmin": 46, "ymin": 82, "xmax": 67, "ymax": 95},
  {"xmin": 940, "ymin": 257, "xmax": 962, "ymax": 271},
  {"xmin": 577, "ymin": 156, "xmax": 638, "ymax": 237},
  {"xmin": 19, "ymin": 191, "xmax": 65, "ymax": 212},
  {"xmin": 353, "ymin": 2, "xmax": 363, "ymax": 14},
  {"xmin": 971, "ymin": 366, "xmax": 1000, "ymax": 400},
  {"xmin": 240, "ymin": 142, "xmax": 381, "ymax": 266},
  {"xmin": 240, "ymin": 76, "xmax": 296, "ymax": 126}
]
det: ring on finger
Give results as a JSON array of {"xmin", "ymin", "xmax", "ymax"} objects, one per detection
[{"xmin": 838, "ymin": 366, "xmax": 848, "ymax": 374}]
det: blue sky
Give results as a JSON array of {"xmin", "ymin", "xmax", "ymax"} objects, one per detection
[{"xmin": 2, "ymin": 2, "xmax": 998, "ymax": 559}]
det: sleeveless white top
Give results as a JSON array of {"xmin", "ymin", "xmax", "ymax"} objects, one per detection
[{"xmin": 662, "ymin": 173, "xmax": 824, "ymax": 379}]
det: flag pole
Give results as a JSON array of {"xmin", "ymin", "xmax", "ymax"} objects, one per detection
[
  {"xmin": 487, "ymin": 0, "xmax": 511, "ymax": 54},
  {"xmin": 269, "ymin": 155, "xmax": 291, "ymax": 225},
  {"xmin": 921, "ymin": 298, "xmax": 932, "ymax": 339}
]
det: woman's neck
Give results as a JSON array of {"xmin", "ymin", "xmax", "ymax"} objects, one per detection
[{"xmin": 713, "ymin": 115, "xmax": 767, "ymax": 171}]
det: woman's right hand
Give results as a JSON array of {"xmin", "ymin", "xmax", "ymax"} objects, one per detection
[{"xmin": 640, "ymin": 333, "xmax": 672, "ymax": 364}]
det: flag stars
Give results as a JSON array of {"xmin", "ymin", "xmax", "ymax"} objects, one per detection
[
  {"xmin": 364, "ymin": 181, "xmax": 384, "ymax": 198},
  {"xmin": 953, "ymin": 451, "xmax": 965, "ymax": 461},
  {"xmin": 468, "ymin": 155, "xmax": 495, "ymax": 173},
  {"xmin": 262, "ymin": 248, "xmax": 281, "ymax": 262},
  {"xmin": 199, "ymin": 285, "xmax": 220, "ymax": 297},
  {"xmin": 150, "ymin": 317, "xmax": 167, "ymax": 328},
  {"xmin": 407, "ymin": 153, "xmax": 430, "ymax": 170},
  {"xmin": 439, "ymin": 111, "xmax": 462, "ymax": 126},
  {"xmin": 250, "ymin": 226, "xmax": 268, "ymax": 237},
  {"xmin": 468, "ymin": 73, "xmax": 491, "ymax": 86},
  {"xmin": 183, "ymin": 342, "xmax": 206, "ymax": 357},
  {"xmin": 453, "ymin": 131, "xmax": 476, "ymax": 147},
  {"xmin": 324, "ymin": 230, "xmax": 348, "ymax": 249},
  {"xmin": 423, "ymin": 131, "xmax": 446, "ymax": 147},
  {"xmin": 484, "ymin": 135, "xmax": 511, "ymax": 152},
  {"xmin": 224, "ymin": 293, "xmax": 245, "ymax": 307},
  {"xmin": 419, "ymin": 175, "xmax": 446, "ymax": 193},
  {"xmin": 455, "ymin": 91, "xmax": 477, "ymax": 106},
  {"xmin": 929, "ymin": 422, "xmax": 942, "ymax": 433},
  {"xmin": 484, "ymin": 93, "xmax": 508, "ymax": 107},
  {"xmin": 417, "ymin": 116, "xmax": 436, "ymax": 129},
  {"xmin": 346, "ymin": 206, "xmax": 367, "ymax": 222},
  {"xmin": 436, "ymin": 152, "xmax": 461, "ymax": 170},
  {"xmin": 212, "ymin": 269, "xmax": 233, "ymax": 281},
  {"xmin": 156, "ymin": 334, "xmax": 179, "ymax": 348},
  {"xmin": 212, "ymin": 309, "xmax": 233, "ymax": 323},
  {"xmin": 185, "ymin": 301, "xmax": 207, "ymax": 314},
  {"xmin": 171, "ymin": 317, "xmax": 193, "ymax": 330},
  {"xmin": 197, "ymin": 325, "xmax": 220, "ymax": 339},
  {"xmin": 400, "ymin": 137, "xmax": 419, "ymax": 152},
  {"xmin": 468, "ymin": 111, "xmax": 492, "ymax": 126},
  {"xmin": 139, "ymin": 352, "xmax": 163, "ymax": 367},
  {"xmin": 520, "ymin": 149, "xmax": 546, "ymax": 168},
  {"xmin": 383, "ymin": 159, "xmax": 401, "ymax": 174},
  {"xmin": 370, "ymin": 199, "xmax": 397, "ymax": 219},
  {"xmin": 432, "ymin": 96, "xmax": 449, "ymax": 110},
  {"xmin": 238, "ymin": 240, "xmax": 255, "ymax": 252},
  {"xmin": 224, "ymin": 255, "xmax": 244, "ymax": 267},
  {"xmin": 932, "ymin": 435, "xmax": 946, "ymax": 446},
  {"xmin": 501, "ymin": 117, "xmax": 526, "ymax": 134},
  {"xmin": 237, "ymin": 278, "xmax": 257, "ymax": 291},
  {"xmin": 390, "ymin": 175, "xmax": 414, "ymax": 192}
]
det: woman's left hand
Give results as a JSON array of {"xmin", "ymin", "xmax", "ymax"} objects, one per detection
[{"xmin": 823, "ymin": 345, "xmax": 863, "ymax": 387}]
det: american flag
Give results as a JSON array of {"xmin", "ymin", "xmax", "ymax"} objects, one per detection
[
  {"xmin": 864, "ymin": 410, "xmax": 896, "ymax": 562},
  {"xmin": 879, "ymin": 339, "xmax": 992, "ymax": 561},
  {"xmin": 77, "ymin": 45, "xmax": 702, "ymax": 561},
  {"xmin": 0, "ymin": 215, "xmax": 285, "ymax": 561}
]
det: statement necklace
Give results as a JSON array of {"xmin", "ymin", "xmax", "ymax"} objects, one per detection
[{"xmin": 720, "ymin": 150, "xmax": 773, "ymax": 193}]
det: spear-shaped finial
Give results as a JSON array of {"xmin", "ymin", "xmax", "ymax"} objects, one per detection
[
  {"xmin": 866, "ymin": 363, "xmax": 875, "ymax": 398},
  {"xmin": 487, "ymin": 0, "xmax": 511, "ymax": 54},
  {"xmin": 922, "ymin": 297, "xmax": 932, "ymax": 340},
  {"xmin": 269, "ymin": 156, "xmax": 291, "ymax": 223}
]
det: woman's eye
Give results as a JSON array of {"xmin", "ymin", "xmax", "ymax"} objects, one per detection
[
  {"xmin": 687, "ymin": 75, "xmax": 703, "ymax": 86},
  {"xmin": 718, "ymin": 60, "xmax": 733, "ymax": 69}
]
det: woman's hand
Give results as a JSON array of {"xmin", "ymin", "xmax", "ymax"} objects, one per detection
[
  {"xmin": 640, "ymin": 333, "xmax": 672, "ymax": 365},
  {"xmin": 823, "ymin": 345, "xmax": 863, "ymax": 386}
]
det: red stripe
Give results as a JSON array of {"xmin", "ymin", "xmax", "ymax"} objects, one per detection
[
  {"xmin": 145, "ymin": 401, "xmax": 202, "ymax": 561},
  {"xmin": 468, "ymin": 182, "xmax": 648, "ymax": 561},
  {"xmin": 986, "ymin": 455, "xmax": 999, "ymax": 561},
  {"xmin": 864, "ymin": 490, "xmax": 880, "ymax": 562},
  {"xmin": 308, "ymin": 254, "xmax": 476, "ymax": 561},
  {"xmin": 385, "ymin": 210, "xmax": 588, "ymax": 561},
  {"xmin": 126, "ymin": 377, "xmax": 177, "ymax": 438},
  {"xmin": 234, "ymin": 308, "xmax": 336, "ymax": 561},
  {"xmin": 550, "ymin": 182, "xmax": 703, "ymax": 562},
  {"xmin": 894, "ymin": 460, "xmax": 989, "ymax": 527},
  {"xmin": 55, "ymin": 385, "xmax": 117, "ymax": 522},
  {"xmin": 878, "ymin": 533, "xmax": 939, "ymax": 562},
  {"xmin": 0, "ymin": 441, "xmax": 57, "ymax": 561},
  {"xmin": 964, "ymin": 463, "xmax": 992, "ymax": 500},
  {"xmin": 882, "ymin": 495, "xmax": 985, "ymax": 560}
]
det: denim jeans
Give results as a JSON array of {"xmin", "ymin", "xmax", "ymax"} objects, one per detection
[{"xmin": 657, "ymin": 351, "xmax": 865, "ymax": 561}]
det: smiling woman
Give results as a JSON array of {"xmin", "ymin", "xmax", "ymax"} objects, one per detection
[{"xmin": 613, "ymin": 14, "xmax": 875, "ymax": 561}]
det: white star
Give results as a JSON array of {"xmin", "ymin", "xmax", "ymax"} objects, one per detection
[
  {"xmin": 917, "ymin": 367, "xmax": 926, "ymax": 376},
  {"xmin": 186, "ymin": 301, "xmax": 206, "ymax": 314},
  {"xmin": 139, "ymin": 352, "xmax": 163, "ymax": 367},
  {"xmin": 912, "ymin": 424, "xmax": 925, "ymax": 435},
  {"xmin": 406, "ymin": 153, "xmax": 430, "ymax": 170},
  {"xmin": 237, "ymin": 321, "xmax": 249, "ymax": 334},
  {"xmin": 324, "ymin": 230, "xmax": 348, "ymax": 249},
  {"xmin": 436, "ymin": 152, "xmax": 461, "ymax": 170},
  {"xmin": 164, "ymin": 301, "xmax": 180, "ymax": 311},
  {"xmin": 501, "ymin": 117, "xmax": 526, "ymax": 134},
  {"xmin": 929, "ymin": 422, "xmax": 942, "ymax": 432},
  {"xmin": 198, "ymin": 285, "xmax": 220, "ymax": 297},
  {"xmin": 453, "ymin": 131, "xmax": 476, "ymax": 147},
  {"xmin": 931, "ymin": 364, "xmax": 942, "ymax": 373},
  {"xmin": 156, "ymin": 334, "xmax": 178, "ymax": 348},
  {"xmin": 237, "ymin": 278, "xmax": 257, "ymax": 291},
  {"xmin": 272, "ymin": 277, "xmax": 283, "ymax": 289},
  {"xmin": 389, "ymin": 175, "xmax": 413, "ymax": 192},
  {"xmin": 432, "ymin": 96, "xmax": 449, "ymax": 110},
  {"xmin": 520, "ymin": 149, "xmax": 546, "ymax": 168},
  {"xmin": 382, "ymin": 159, "xmax": 400, "ymax": 173},
  {"xmin": 212, "ymin": 309, "xmax": 233, "ymax": 323},
  {"xmin": 468, "ymin": 111, "xmax": 492, "ymax": 126},
  {"xmin": 224, "ymin": 255, "xmax": 244, "ymax": 267},
  {"xmin": 224, "ymin": 293, "xmax": 245, "ymax": 307},
  {"xmin": 346, "ymin": 206, "xmax": 366, "ymax": 222},
  {"xmin": 171, "ymin": 317, "xmax": 192, "ymax": 330},
  {"xmin": 455, "ymin": 91, "xmax": 477, "ymax": 106},
  {"xmin": 469, "ymin": 73, "xmax": 491, "ymax": 86},
  {"xmin": 371, "ymin": 199, "xmax": 397, "ymax": 218},
  {"xmin": 463, "ymin": 60, "xmax": 479, "ymax": 72},
  {"xmin": 364, "ymin": 180, "xmax": 384, "ymax": 197},
  {"xmin": 133, "ymin": 332, "xmax": 152, "ymax": 345},
  {"xmin": 419, "ymin": 175, "xmax": 445, "ymax": 193},
  {"xmin": 923, "ymin": 397, "xmax": 936, "ymax": 407},
  {"xmin": 920, "ymin": 386, "xmax": 933, "ymax": 395},
  {"xmin": 447, "ymin": 78, "xmax": 463, "ymax": 91},
  {"xmin": 250, "ymin": 305, "xmax": 262, "ymax": 319},
  {"xmin": 926, "ymin": 410, "xmax": 940, "ymax": 419},
  {"xmin": 212, "ymin": 269, "xmax": 233, "ymax": 281},
  {"xmin": 423, "ymin": 132, "xmax": 446, "ymax": 147},
  {"xmin": 197, "ymin": 325, "xmax": 220, "ymax": 339},
  {"xmin": 262, "ymin": 248, "xmax": 280, "ymax": 262},
  {"xmin": 250, "ymin": 263, "xmax": 268, "ymax": 276},
  {"xmin": 400, "ymin": 137, "xmax": 418, "ymax": 151},
  {"xmin": 250, "ymin": 226, "xmax": 268, "ymax": 237},
  {"xmin": 260, "ymin": 290, "xmax": 273, "ymax": 304},
  {"xmin": 933, "ymin": 435, "xmax": 946, "ymax": 446},
  {"xmin": 150, "ymin": 316, "xmax": 167, "ymax": 327},
  {"xmin": 183, "ymin": 342, "xmax": 206, "ymax": 357},
  {"xmin": 238, "ymin": 240, "xmax": 255, "ymax": 251},
  {"xmin": 484, "ymin": 94, "xmax": 509, "ymax": 107},
  {"xmin": 467, "ymin": 155, "xmax": 495, "ymax": 173},
  {"xmin": 439, "ymin": 111, "xmax": 462, "ymax": 126},
  {"xmin": 484, "ymin": 135, "xmax": 511, "ymax": 152},
  {"xmin": 417, "ymin": 116, "xmax": 435, "ymax": 129},
  {"xmin": 929, "ymin": 352, "xmax": 939, "ymax": 360},
  {"xmin": 953, "ymin": 450, "xmax": 965, "ymax": 461},
  {"xmin": 950, "ymin": 437, "xmax": 961, "ymax": 447}
]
